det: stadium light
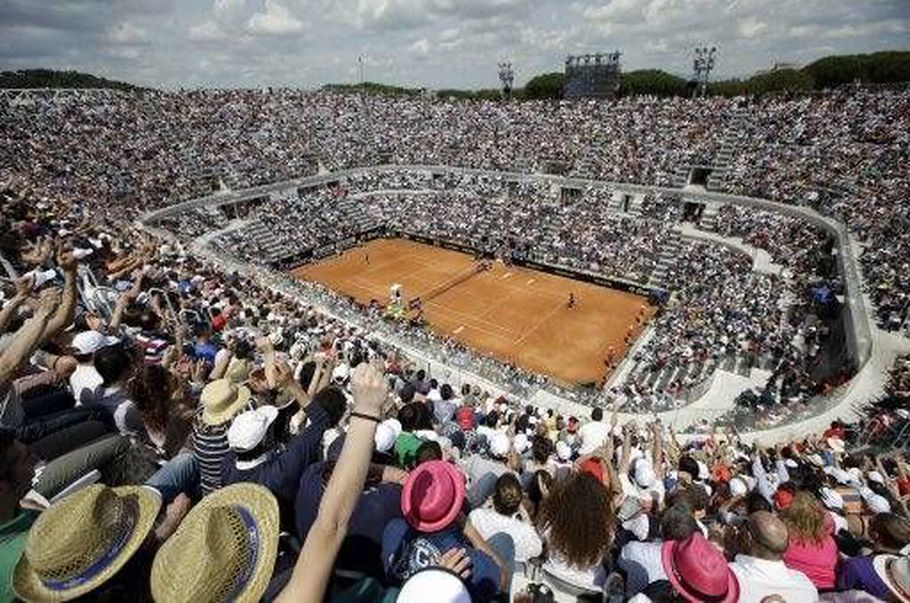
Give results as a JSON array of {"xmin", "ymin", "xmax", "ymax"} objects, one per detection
[
  {"xmin": 692, "ymin": 46, "xmax": 718, "ymax": 97},
  {"xmin": 498, "ymin": 61, "xmax": 514, "ymax": 101}
]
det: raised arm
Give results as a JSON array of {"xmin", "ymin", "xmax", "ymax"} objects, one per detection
[
  {"xmin": 276, "ymin": 362, "xmax": 387, "ymax": 603},
  {"xmin": 0, "ymin": 276, "xmax": 32, "ymax": 333},
  {"xmin": 619, "ymin": 422, "xmax": 633, "ymax": 475},
  {"xmin": 0, "ymin": 289, "xmax": 56, "ymax": 384},
  {"xmin": 651, "ymin": 420, "xmax": 665, "ymax": 480},
  {"xmin": 39, "ymin": 247, "xmax": 78, "ymax": 344}
]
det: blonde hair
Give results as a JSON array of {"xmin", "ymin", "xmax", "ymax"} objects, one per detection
[{"xmin": 783, "ymin": 491, "xmax": 827, "ymax": 544}]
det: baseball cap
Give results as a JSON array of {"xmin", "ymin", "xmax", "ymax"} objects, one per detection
[
  {"xmin": 374, "ymin": 420, "xmax": 400, "ymax": 454},
  {"xmin": 331, "ymin": 364, "xmax": 350, "ymax": 384},
  {"xmin": 489, "ymin": 433, "xmax": 510, "ymax": 458},
  {"xmin": 227, "ymin": 406, "xmax": 279, "ymax": 452},
  {"xmin": 397, "ymin": 568, "xmax": 471, "ymax": 603},
  {"xmin": 71, "ymin": 330, "xmax": 120, "ymax": 355}
]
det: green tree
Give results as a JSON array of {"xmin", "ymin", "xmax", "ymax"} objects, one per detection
[
  {"xmin": 0, "ymin": 69, "xmax": 140, "ymax": 90},
  {"xmin": 521, "ymin": 72, "xmax": 565, "ymax": 100},
  {"xmin": 620, "ymin": 69, "xmax": 687, "ymax": 97},
  {"xmin": 803, "ymin": 51, "xmax": 910, "ymax": 88}
]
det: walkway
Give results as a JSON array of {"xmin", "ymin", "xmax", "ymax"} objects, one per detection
[{"xmin": 678, "ymin": 223, "xmax": 782, "ymax": 275}]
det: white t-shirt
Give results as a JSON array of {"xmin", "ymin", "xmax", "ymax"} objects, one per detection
[
  {"xmin": 618, "ymin": 541, "xmax": 667, "ymax": 595},
  {"xmin": 728, "ymin": 554, "xmax": 818, "ymax": 603},
  {"xmin": 70, "ymin": 363, "xmax": 103, "ymax": 406},
  {"xmin": 468, "ymin": 508, "xmax": 542, "ymax": 562},
  {"xmin": 578, "ymin": 421, "xmax": 610, "ymax": 454}
]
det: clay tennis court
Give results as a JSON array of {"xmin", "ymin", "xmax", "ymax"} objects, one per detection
[{"xmin": 292, "ymin": 238, "xmax": 654, "ymax": 386}]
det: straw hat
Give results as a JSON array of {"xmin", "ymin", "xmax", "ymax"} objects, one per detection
[
  {"xmin": 13, "ymin": 484, "xmax": 161, "ymax": 602},
  {"xmin": 151, "ymin": 483, "xmax": 279, "ymax": 603},
  {"xmin": 200, "ymin": 379, "xmax": 252, "ymax": 426},
  {"xmin": 873, "ymin": 554, "xmax": 910, "ymax": 602}
]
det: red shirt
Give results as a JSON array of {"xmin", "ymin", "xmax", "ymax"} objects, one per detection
[{"xmin": 783, "ymin": 534, "xmax": 839, "ymax": 589}]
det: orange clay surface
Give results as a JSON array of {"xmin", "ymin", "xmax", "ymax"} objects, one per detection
[{"xmin": 291, "ymin": 238, "xmax": 654, "ymax": 386}]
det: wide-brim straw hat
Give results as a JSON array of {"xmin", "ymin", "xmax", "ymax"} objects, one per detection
[
  {"xmin": 13, "ymin": 484, "xmax": 161, "ymax": 602},
  {"xmin": 874, "ymin": 554, "xmax": 910, "ymax": 602},
  {"xmin": 151, "ymin": 483, "xmax": 279, "ymax": 603},
  {"xmin": 201, "ymin": 378, "xmax": 252, "ymax": 426}
]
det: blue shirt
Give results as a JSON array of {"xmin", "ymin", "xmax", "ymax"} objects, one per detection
[
  {"xmin": 382, "ymin": 518, "xmax": 500, "ymax": 602},
  {"xmin": 222, "ymin": 403, "xmax": 330, "ymax": 523},
  {"xmin": 193, "ymin": 340, "xmax": 218, "ymax": 363},
  {"xmin": 296, "ymin": 461, "xmax": 403, "ymax": 578}
]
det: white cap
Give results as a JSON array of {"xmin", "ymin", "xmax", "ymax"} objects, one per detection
[
  {"xmin": 556, "ymin": 440, "xmax": 571, "ymax": 462},
  {"xmin": 784, "ymin": 459, "xmax": 798, "ymax": 468},
  {"xmin": 633, "ymin": 459, "xmax": 655, "ymax": 488},
  {"xmin": 72, "ymin": 247, "xmax": 94, "ymax": 260},
  {"xmin": 374, "ymin": 421, "xmax": 398, "ymax": 453},
  {"xmin": 31, "ymin": 268, "xmax": 58, "ymax": 288},
  {"xmin": 513, "ymin": 433, "xmax": 530, "ymax": 454},
  {"xmin": 820, "ymin": 487, "xmax": 844, "ymax": 510},
  {"xmin": 729, "ymin": 477, "xmax": 748, "ymax": 497},
  {"xmin": 331, "ymin": 363, "xmax": 350, "ymax": 384},
  {"xmin": 227, "ymin": 406, "xmax": 279, "ymax": 452},
  {"xmin": 397, "ymin": 568, "xmax": 471, "ymax": 603},
  {"xmin": 868, "ymin": 471, "xmax": 885, "ymax": 485},
  {"xmin": 71, "ymin": 330, "xmax": 119, "ymax": 355},
  {"xmin": 489, "ymin": 433, "xmax": 510, "ymax": 458}
]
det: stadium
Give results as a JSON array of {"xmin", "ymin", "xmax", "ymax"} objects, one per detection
[{"xmin": 1, "ymin": 3, "xmax": 910, "ymax": 601}]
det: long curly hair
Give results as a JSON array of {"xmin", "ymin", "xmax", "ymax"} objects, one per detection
[
  {"xmin": 537, "ymin": 472, "xmax": 616, "ymax": 568},
  {"xmin": 783, "ymin": 491, "xmax": 827, "ymax": 544},
  {"xmin": 127, "ymin": 364, "xmax": 173, "ymax": 435}
]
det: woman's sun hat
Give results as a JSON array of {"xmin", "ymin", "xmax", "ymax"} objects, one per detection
[
  {"xmin": 13, "ymin": 484, "xmax": 161, "ymax": 602},
  {"xmin": 151, "ymin": 483, "xmax": 279, "ymax": 603},
  {"xmin": 873, "ymin": 554, "xmax": 910, "ymax": 602},
  {"xmin": 401, "ymin": 460, "xmax": 465, "ymax": 533},
  {"xmin": 662, "ymin": 533, "xmax": 739, "ymax": 603},
  {"xmin": 200, "ymin": 378, "xmax": 252, "ymax": 426}
]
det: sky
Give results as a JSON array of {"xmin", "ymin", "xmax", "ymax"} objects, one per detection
[{"xmin": 0, "ymin": 0, "xmax": 907, "ymax": 90}]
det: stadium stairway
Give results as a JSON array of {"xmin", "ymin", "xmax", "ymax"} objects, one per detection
[
  {"xmin": 648, "ymin": 229, "xmax": 682, "ymax": 287},
  {"xmin": 672, "ymin": 165, "xmax": 691, "ymax": 188},
  {"xmin": 706, "ymin": 106, "xmax": 750, "ymax": 192},
  {"xmin": 698, "ymin": 204, "xmax": 719, "ymax": 231}
]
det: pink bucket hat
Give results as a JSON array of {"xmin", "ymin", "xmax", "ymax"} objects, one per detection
[
  {"xmin": 662, "ymin": 533, "xmax": 739, "ymax": 603},
  {"xmin": 401, "ymin": 460, "xmax": 465, "ymax": 532}
]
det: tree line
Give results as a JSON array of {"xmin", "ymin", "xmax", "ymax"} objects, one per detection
[
  {"xmin": 4, "ymin": 50, "xmax": 907, "ymax": 100},
  {"xmin": 0, "ymin": 69, "xmax": 141, "ymax": 91}
]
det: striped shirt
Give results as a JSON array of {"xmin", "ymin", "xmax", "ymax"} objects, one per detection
[{"xmin": 192, "ymin": 414, "xmax": 230, "ymax": 496}]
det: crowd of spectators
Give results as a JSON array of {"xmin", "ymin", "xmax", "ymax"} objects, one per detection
[
  {"xmin": 720, "ymin": 88, "xmax": 910, "ymax": 333},
  {"xmin": 3, "ymin": 87, "xmax": 907, "ymax": 330},
  {"xmin": 2, "ymin": 178, "xmax": 910, "ymax": 602},
  {"xmin": 1, "ymin": 84, "xmax": 910, "ymax": 601}
]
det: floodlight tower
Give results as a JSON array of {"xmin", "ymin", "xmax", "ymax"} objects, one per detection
[
  {"xmin": 498, "ymin": 61, "xmax": 514, "ymax": 101},
  {"xmin": 692, "ymin": 46, "xmax": 717, "ymax": 97}
]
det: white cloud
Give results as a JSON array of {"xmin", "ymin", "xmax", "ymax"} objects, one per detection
[
  {"xmin": 107, "ymin": 22, "xmax": 148, "ymax": 45},
  {"xmin": 739, "ymin": 16, "xmax": 768, "ymax": 38},
  {"xmin": 189, "ymin": 20, "xmax": 228, "ymax": 41},
  {"xmin": 247, "ymin": 0, "xmax": 304, "ymax": 35},
  {"xmin": 215, "ymin": 0, "xmax": 246, "ymax": 11},
  {"xmin": 408, "ymin": 38, "xmax": 431, "ymax": 55}
]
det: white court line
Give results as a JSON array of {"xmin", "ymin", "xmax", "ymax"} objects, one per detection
[
  {"xmin": 453, "ymin": 325, "xmax": 465, "ymax": 334},
  {"xmin": 512, "ymin": 298, "xmax": 566, "ymax": 348},
  {"xmin": 502, "ymin": 272, "xmax": 512, "ymax": 279},
  {"xmin": 526, "ymin": 278, "xmax": 535, "ymax": 285}
]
